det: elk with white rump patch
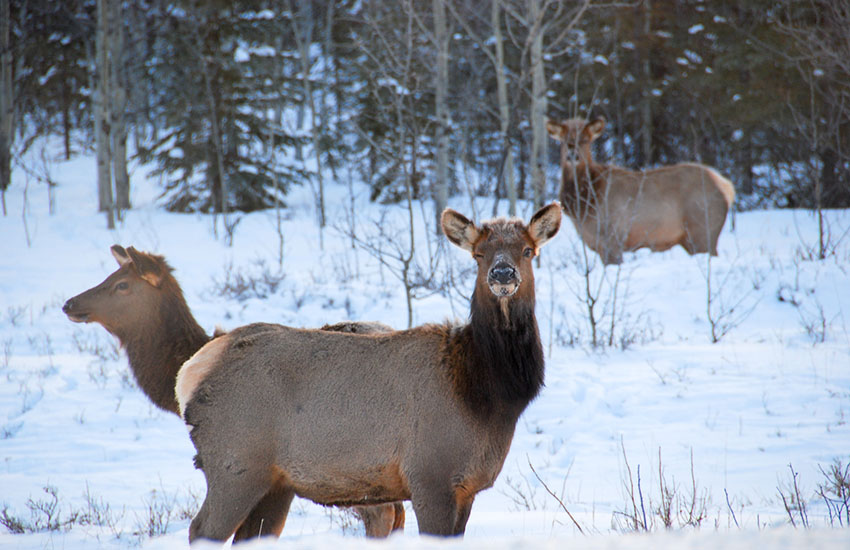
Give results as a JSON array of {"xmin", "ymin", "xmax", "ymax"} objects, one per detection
[
  {"xmin": 547, "ymin": 116, "xmax": 735, "ymax": 265},
  {"xmin": 178, "ymin": 204, "xmax": 562, "ymax": 543},
  {"xmin": 62, "ymin": 245, "xmax": 404, "ymax": 540}
]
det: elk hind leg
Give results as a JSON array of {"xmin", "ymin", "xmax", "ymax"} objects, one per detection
[
  {"xmin": 189, "ymin": 471, "xmax": 273, "ymax": 544},
  {"xmin": 391, "ymin": 502, "xmax": 406, "ymax": 531},
  {"xmin": 708, "ymin": 206, "xmax": 729, "ymax": 256},
  {"xmin": 232, "ymin": 481, "xmax": 295, "ymax": 542},
  {"xmin": 680, "ymin": 222, "xmax": 710, "ymax": 256},
  {"xmin": 354, "ymin": 502, "xmax": 405, "ymax": 538}
]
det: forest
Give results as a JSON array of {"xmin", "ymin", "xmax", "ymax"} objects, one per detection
[
  {"xmin": 2, "ymin": 2, "xmax": 850, "ymax": 547},
  {"xmin": 2, "ymin": 0, "xmax": 849, "ymax": 232}
]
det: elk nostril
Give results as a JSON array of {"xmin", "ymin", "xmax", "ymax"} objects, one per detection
[
  {"xmin": 489, "ymin": 265, "xmax": 516, "ymax": 285},
  {"xmin": 62, "ymin": 300, "xmax": 73, "ymax": 313}
]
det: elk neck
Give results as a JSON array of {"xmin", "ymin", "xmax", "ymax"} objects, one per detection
[
  {"xmin": 449, "ymin": 283, "xmax": 545, "ymax": 420},
  {"xmin": 559, "ymin": 148, "xmax": 603, "ymax": 220},
  {"xmin": 119, "ymin": 282, "xmax": 209, "ymax": 415}
]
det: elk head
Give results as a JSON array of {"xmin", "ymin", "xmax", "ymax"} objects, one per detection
[
  {"xmin": 62, "ymin": 245, "xmax": 168, "ymax": 337},
  {"xmin": 546, "ymin": 117, "xmax": 605, "ymax": 164},
  {"xmin": 441, "ymin": 204, "xmax": 561, "ymax": 319}
]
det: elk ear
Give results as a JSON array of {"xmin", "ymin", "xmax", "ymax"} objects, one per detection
[
  {"xmin": 441, "ymin": 208, "xmax": 480, "ymax": 253},
  {"xmin": 111, "ymin": 245, "xmax": 131, "ymax": 266},
  {"xmin": 528, "ymin": 203, "xmax": 562, "ymax": 249},
  {"xmin": 585, "ymin": 117, "xmax": 606, "ymax": 139},
  {"xmin": 546, "ymin": 119, "xmax": 564, "ymax": 141},
  {"xmin": 125, "ymin": 247, "xmax": 164, "ymax": 287}
]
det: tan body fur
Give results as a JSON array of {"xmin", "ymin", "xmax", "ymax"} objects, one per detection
[
  {"xmin": 179, "ymin": 204, "xmax": 562, "ymax": 543},
  {"xmin": 62, "ymin": 246, "xmax": 403, "ymax": 540},
  {"xmin": 547, "ymin": 117, "xmax": 735, "ymax": 265}
]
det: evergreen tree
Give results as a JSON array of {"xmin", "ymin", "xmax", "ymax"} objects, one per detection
[{"xmin": 137, "ymin": 1, "xmax": 307, "ymax": 213}]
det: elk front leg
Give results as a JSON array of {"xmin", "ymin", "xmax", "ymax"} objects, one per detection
[{"xmin": 232, "ymin": 481, "xmax": 295, "ymax": 542}]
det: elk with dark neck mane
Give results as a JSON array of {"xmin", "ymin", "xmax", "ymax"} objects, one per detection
[{"xmin": 178, "ymin": 204, "xmax": 562, "ymax": 543}]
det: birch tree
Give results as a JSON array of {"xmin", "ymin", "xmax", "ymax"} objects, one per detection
[
  {"xmin": 95, "ymin": 0, "xmax": 114, "ymax": 228},
  {"xmin": 109, "ymin": 0, "xmax": 129, "ymax": 212},
  {"xmin": 433, "ymin": 0, "xmax": 449, "ymax": 232},
  {"xmin": 492, "ymin": 0, "xmax": 517, "ymax": 216},
  {"xmin": 0, "ymin": 0, "xmax": 12, "ymax": 215},
  {"xmin": 528, "ymin": 0, "xmax": 547, "ymax": 211},
  {"xmin": 446, "ymin": 0, "xmax": 519, "ymax": 216},
  {"xmin": 289, "ymin": 0, "xmax": 326, "ymax": 240}
]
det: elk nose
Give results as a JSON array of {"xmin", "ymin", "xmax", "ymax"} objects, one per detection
[
  {"xmin": 62, "ymin": 299, "xmax": 74, "ymax": 314},
  {"xmin": 489, "ymin": 264, "xmax": 517, "ymax": 285}
]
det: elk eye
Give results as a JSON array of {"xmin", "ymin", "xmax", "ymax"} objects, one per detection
[
  {"xmin": 473, "ymin": 253, "xmax": 484, "ymax": 260},
  {"xmin": 523, "ymin": 247, "xmax": 534, "ymax": 258},
  {"xmin": 115, "ymin": 281, "xmax": 129, "ymax": 291}
]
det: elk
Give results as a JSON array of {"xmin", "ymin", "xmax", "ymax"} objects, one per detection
[
  {"xmin": 177, "ymin": 204, "xmax": 562, "ymax": 543},
  {"xmin": 546, "ymin": 116, "xmax": 735, "ymax": 265},
  {"xmin": 62, "ymin": 245, "xmax": 403, "ymax": 540}
]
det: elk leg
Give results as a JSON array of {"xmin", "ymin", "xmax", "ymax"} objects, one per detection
[
  {"xmin": 232, "ymin": 481, "xmax": 295, "ymax": 542},
  {"xmin": 189, "ymin": 471, "xmax": 272, "ymax": 544},
  {"xmin": 391, "ymin": 501, "xmax": 406, "ymax": 532},
  {"xmin": 410, "ymin": 486, "xmax": 460, "ymax": 536},
  {"xmin": 453, "ymin": 493, "xmax": 475, "ymax": 535},
  {"xmin": 354, "ymin": 502, "xmax": 404, "ymax": 538},
  {"xmin": 601, "ymin": 247, "xmax": 623, "ymax": 265}
]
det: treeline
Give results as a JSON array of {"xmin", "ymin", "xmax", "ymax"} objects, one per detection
[{"xmin": 2, "ymin": 0, "xmax": 848, "ymax": 224}]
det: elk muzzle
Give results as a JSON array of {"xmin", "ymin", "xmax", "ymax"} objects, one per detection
[
  {"xmin": 487, "ymin": 261, "xmax": 520, "ymax": 297},
  {"xmin": 62, "ymin": 298, "xmax": 89, "ymax": 323}
]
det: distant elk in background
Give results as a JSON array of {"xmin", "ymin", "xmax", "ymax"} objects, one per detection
[
  {"xmin": 62, "ymin": 245, "xmax": 404, "ymax": 540},
  {"xmin": 546, "ymin": 116, "xmax": 735, "ymax": 265}
]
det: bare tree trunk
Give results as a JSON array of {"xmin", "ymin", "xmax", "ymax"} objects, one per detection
[
  {"xmin": 95, "ymin": 0, "xmax": 114, "ymax": 229},
  {"xmin": 188, "ymin": 7, "xmax": 229, "ymax": 239},
  {"xmin": 493, "ymin": 0, "xmax": 516, "ymax": 216},
  {"xmin": 200, "ymin": 57, "xmax": 227, "ymax": 218},
  {"xmin": 433, "ymin": 0, "xmax": 449, "ymax": 232},
  {"xmin": 641, "ymin": 0, "xmax": 652, "ymax": 166},
  {"xmin": 291, "ymin": 0, "xmax": 325, "ymax": 241},
  {"xmin": 109, "ymin": 0, "xmax": 129, "ymax": 213},
  {"xmin": 0, "ymin": 0, "xmax": 12, "ymax": 216},
  {"xmin": 529, "ymin": 0, "xmax": 547, "ymax": 211},
  {"xmin": 322, "ymin": 1, "xmax": 336, "ymax": 180}
]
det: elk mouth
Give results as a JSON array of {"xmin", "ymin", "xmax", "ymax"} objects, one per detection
[
  {"xmin": 488, "ymin": 280, "xmax": 519, "ymax": 297},
  {"xmin": 62, "ymin": 301, "xmax": 89, "ymax": 323},
  {"xmin": 488, "ymin": 261, "xmax": 520, "ymax": 297}
]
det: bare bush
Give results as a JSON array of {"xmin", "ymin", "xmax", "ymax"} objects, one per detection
[
  {"xmin": 210, "ymin": 258, "xmax": 285, "ymax": 301},
  {"xmin": 778, "ymin": 463, "xmax": 810, "ymax": 529},
  {"xmin": 776, "ymin": 256, "xmax": 838, "ymax": 345},
  {"xmin": 816, "ymin": 459, "xmax": 850, "ymax": 527},
  {"xmin": 699, "ymin": 248, "xmax": 760, "ymax": 343},
  {"xmin": 553, "ymin": 243, "xmax": 660, "ymax": 351},
  {"xmin": 337, "ymin": 207, "xmax": 444, "ymax": 328},
  {"xmin": 614, "ymin": 440, "xmax": 710, "ymax": 532},
  {"xmin": 0, "ymin": 485, "xmax": 78, "ymax": 533},
  {"xmin": 79, "ymin": 484, "xmax": 125, "ymax": 538},
  {"xmin": 133, "ymin": 488, "xmax": 177, "ymax": 540}
]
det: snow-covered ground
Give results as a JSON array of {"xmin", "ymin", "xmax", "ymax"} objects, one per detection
[{"xmin": 1, "ymin": 144, "xmax": 848, "ymax": 549}]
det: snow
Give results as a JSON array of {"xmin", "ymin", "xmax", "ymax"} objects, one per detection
[{"xmin": 1, "ymin": 141, "xmax": 849, "ymax": 549}]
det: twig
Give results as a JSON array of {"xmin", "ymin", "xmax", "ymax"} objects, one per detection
[
  {"xmin": 725, "ymin": 488, "xmax": 739, "ymax": 529},
  {"xmin": 526, "ymin": 456, "xmax": 584, "ymax": 535}
]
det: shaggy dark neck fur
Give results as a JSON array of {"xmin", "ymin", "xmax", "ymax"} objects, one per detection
[
  {"xmin": 117, "ymin": 278, "xmax": 209, "ymax": 415},
  {"xmin": 451, "ymin": 285, "xmax": 545, "ymax": 420}
]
